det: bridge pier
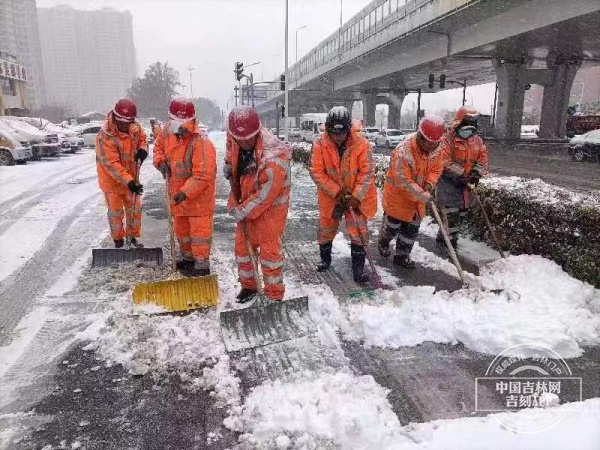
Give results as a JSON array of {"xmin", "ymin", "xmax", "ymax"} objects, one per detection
[
  {"xmin": 538, "ymin": 60, "xmax": 581, "ymax": 138},
  {"xmin": 387, "ymin": 91, "xmax": 406, "ymax": 129},
  {"xmin": 493, "ymin": 61, "xmax": 527, "ymax": 139},
  {"xmin": 361, "ymin": 93, "xmax": 377, "ymax": 127}
]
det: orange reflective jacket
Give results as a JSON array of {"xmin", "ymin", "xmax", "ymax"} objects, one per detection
[
  {"xmin": 153, "ymin": 122, "xmax": 217, "ymax": 217},
  {"xmin": 439, "ymin": 132, "xmax": 488, "ymax": 179},
  {"xmin": 383, "ymin": 135, "xmax": 444, "ymax": 222},
  {"xmin": 96, "ymin": 112, "xmax": 148, "ymax": 194},
  {"xmin": 309, "ymin": 130, "xmax": 377, "ymax": 219},
  {"xmin": 225, "ymin": 129, "xmax": 291, "ymax": 239}
]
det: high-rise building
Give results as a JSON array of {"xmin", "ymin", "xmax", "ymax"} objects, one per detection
[
  {"xmin": 38, "ymin": 6, "xmax": 136, "ymax": 115},
  {"xmin": 0, "ymin": 0, "xmax": 46, "ymax": 109}
]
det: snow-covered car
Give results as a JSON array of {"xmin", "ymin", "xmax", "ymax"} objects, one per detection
[
  {"xmin": 360, "ymin": 127, "xmax": 380, "ymax": 142},
  {"xmin": 0, "ymin": 118, "xmax": 61, "ymax": 160},
  {"xmin": 375, "ymin": 129, "xmax": 406, "ymax": 148},
  {"xmin": 75, "ymin": 122, "xmax": 103, "ymax": 148},
  {"xmin": 0, "ymin": 121, "xmax": 33, "ymax": 165},
  {"xmin": 16, "ymin": 117, "xmax": 85, "ymax": 153},
  {"xmin": 568, "ymin": 129, "xmax": 600, "ymax": 162},
  {"xmin": 289, "ymin": 127, "xmax": 301, "ymax": 138}
]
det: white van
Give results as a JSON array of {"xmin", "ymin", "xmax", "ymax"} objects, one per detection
[{"xmin": 0, "ymin": 121, "xmax": 33, "ymax": 165}]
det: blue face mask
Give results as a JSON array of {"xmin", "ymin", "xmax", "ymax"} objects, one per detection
[{"xmin": 457, "ymin": 126, "xmax": 476, "ymax": 139}]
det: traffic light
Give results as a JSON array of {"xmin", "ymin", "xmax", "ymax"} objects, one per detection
[
  {"xmin": 428, "ymin": 73, "xmax": 435, "ymax": 89},
  {"xmin": 280, "ymin": 74, "xmax": 285, "ymax": 91},
  {"xmin": 235, "ymin": 62, "xmax": 244, "ymax": 81},
  {"xmin": 281, "ymin": 104, "xmax": 285, "ymax": 118},
  {"xmin": 439, "ymin": 74, "xmax": 446, "ymax": 89}
]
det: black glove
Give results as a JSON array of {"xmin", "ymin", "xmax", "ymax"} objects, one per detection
[
  {"xmin": 457, "ymin": 175, "xmax": 470, "ymax": 186},
  {"xmin": 135, "ymin": 148, "xmax": 148, "ymax": 163},
  {"xmin": 127, "ymin": 180, "xmax": 143, "ymax": 195},
  {"xmin": 158, "ymin": 161, "xmax": 171, "ymax": 179},
  {"xmin": 172, "ymin": 191, "xmax": 187, "ymax": 205},
  {"xmin": 469, "ymin": 170, "xmax": 481, "ymax": 186}
]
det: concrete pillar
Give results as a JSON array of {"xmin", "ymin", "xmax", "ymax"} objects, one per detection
[
  {"xmin": 361, "ymin": 93, "xmax": 377, "ymax": 127},
  {"xmin": 493, "ymin": 60, "xmax": 527, "ymax": 139},
  {"xmin": 539, "ymin": 61, "xmax": 581, "ymax": 138},
  {"xmin": 387, "ymin": 91, "xmax": 406, "ymax": 129}
]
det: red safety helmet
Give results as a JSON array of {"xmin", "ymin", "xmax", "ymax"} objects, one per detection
[
  {"xmin": 169, "ymin": 97, "xmax": 196, "ymax": 120},
  {"xmin": 113, "ymin": 98, "xmax": 137, "ymax": 123},
  {"xmin": 228, "ymin": 106, "xmax": 261, "ymax": 140},
  {"xmin": 418, "ymin": 115, "xmax": 446, "ymax": 142}
]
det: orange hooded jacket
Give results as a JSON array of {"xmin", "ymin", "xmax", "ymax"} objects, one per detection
[
  {"xmin": 153, "ymin": 121, "xmax": 217, "ymax": 217},
  {"xmin": 95, "ymin": 111, "xmax": 147, "ymax": 194},
  {"xmin": 309, "ymin": 129, "xmax": 377, "ymax": 219},
  {"xmin": 225, "ymin": 128, "xmax": 291, "ymax": 239},
  {"xmin": 383, "ymin": 134, "xmax": 444, "ymax": 222}
]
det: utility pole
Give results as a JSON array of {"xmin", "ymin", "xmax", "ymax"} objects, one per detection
[
  {"xmin": 234, "ymin": 86, "xmax": 239, "ymax": 107},
  {"xmin": 250, "ymin": 73, "xmax": 255, "ymax": 108},
  {"xmin": 187, "ymin": 64, "xmax": 195, "ymax": 99},
  {"xmin": 284, "ymin": 0, "xmax": 289, "ymax": 142},
  {"xmin": 462, "ymin": 79, "xmax": 467, "ymax": 106},
  {"xmin": 416, "ymin": 88, "xmax": 422, "ymax": 131},
  {"xmin": 276, "ymin": 101, "xmax": 280, "ymax": 137}
]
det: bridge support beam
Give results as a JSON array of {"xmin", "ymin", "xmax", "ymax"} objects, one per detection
[
  {"xmin": 493, "ymin": 60, "xmax": 527, "ymax": 139},
  {"xmin": 361, "ymin": 93, "xmax": 377, "ymax": 127},
  {"xmin": 539, "ymin": 60, "xmax": 581, "ymax": 138},
  {"xmin": 387, "ymin": 91, "xmax": 406, "ymax": 129}
]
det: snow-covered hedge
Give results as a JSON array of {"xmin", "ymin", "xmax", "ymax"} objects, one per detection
[{"xmin": 468, "ymin": 177, "xmax": 600, "ymax": 288}]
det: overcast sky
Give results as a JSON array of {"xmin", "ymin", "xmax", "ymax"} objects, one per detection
[{"xmin": 36, "ymin": 0, "xmax": 496, "ymax": 114}]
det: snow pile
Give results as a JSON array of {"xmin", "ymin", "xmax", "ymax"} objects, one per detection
[
  {"xmin": 482, "ymin": 176, "xmax": 600, "ymax": 208},
  {"xmin": 233, "ymin": 370, "xmax": 413, "ymax": 449},
  {"xmin": 349, "ymin": 254, "xmax": 600, "ymax": 357},
  {"xmin": 75, "ymin": 260, "xmax": 241, "ymax": 413}
]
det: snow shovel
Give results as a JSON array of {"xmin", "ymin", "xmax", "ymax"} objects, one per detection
[
  {"xmin": 468, "ymin": 184, "xmax": 506, "ymax": 258},
  {"xmin": 131, "ymin": 174, "xmax": 219, "ymax": 312},
  {"xmin": 219, "ymin": 221, "xmax": 315, "ymax": 353},
  {"xmin": 431, "ymin": 202, "xmax": 511, "ymax": 296},
  {"xmin": 347, "ymin": 208, "xmax": 384, "ymax": 298},
  {"xmin": 92, "ymin": 160, "xmax": 163, "ymax": 268}
]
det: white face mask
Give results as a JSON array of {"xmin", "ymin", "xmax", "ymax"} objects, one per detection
[{"xmin": 169, "ymin": 119, "xmax": 186, "ymax": 135}]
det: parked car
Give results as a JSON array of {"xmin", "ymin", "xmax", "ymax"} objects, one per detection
[
  {"xmin": 566, "ymin": 114, "xmax": 600, "ymax": 138},
  {"xmin": 375, "ymin": 129, "xmax": 405, "ymax": 148},
  {"xmin": 360, "ymin": 127, "xmax": 380, "ymax": 142},
  {"xmin": 289, "ymin": 127, "xmax": 301, "ymax": 138},
  {"xmin": 75, "ymin": 122, "xmax": 103, "ymax": 148},
  {"xmin": 15, "ymin": 117, "xmax": 84, "ymax": 153},
  {"xmin": 0, "ymin": 118, "xmax": 61, "ymax": 160},
  {"xmin": 568, "ymin": 129, "xmax": 600, "ymax": 162},
  {"xmin": 0, "ymin": 121, "xmax": 33, "ymax": 165}
]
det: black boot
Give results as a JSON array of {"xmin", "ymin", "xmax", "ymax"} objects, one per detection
[
  {"xmin": 393, "ymin": 254, "xmax": 416, "ymax": 269},
  {"xmin": 185, "ymin": 268, "xmax": 210, "ymax": 277},
  {"xmin": 351, "ymin": 243, "xmax": 370, "ymax": 284},
  {"xmin": 236, "ymin": 288, "xmax": 258, "ymax": 303},
  {"xmin": 114, "ymin": 239, "xmax": 124, "ymax": 248},
  {"xmin": 316, "ymin": 242, "xmax": 333, "ymax": 272},
  {"xmin": 130, "ymin": 237, "xmax": 144, "ymax": 248},
  {"xmin": 378, "ymin": 240, "xmax": 391, "ymax": 258},
  {"xmin": 176, "ymin": 259, "xmax": 195, "ymax": 270}
]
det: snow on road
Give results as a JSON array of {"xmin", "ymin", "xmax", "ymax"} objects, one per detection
[
  {"xmin": 349, "ymin": 254, "xmax": 600, "ymax": 358},
  {"xmin": 1, "ymin": 133, "xmax": 599, "ymax": 449}
]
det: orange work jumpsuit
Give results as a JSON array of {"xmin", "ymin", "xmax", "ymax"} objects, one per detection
[
  {"xmin": 95, "ymin": 112, "xmax": 147, "ymax": 241},
  {"xmin": 153, "ymin": 121, "xmax": 217, "ymax": 270},
  {"xmin": 225, "ymin": 129, "xmax": 291, "ymax": 300},
  {"xmin": 309, "ymin": 130, "xmax": 377, "ymax": 246}
]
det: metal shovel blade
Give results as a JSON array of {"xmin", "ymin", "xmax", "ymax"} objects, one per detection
[
  {"xmin": 220, "ymin": 295, "xmax": 316, "ymax": 353},
  {"xmin": 91, "ymin": 247, "xmax": 164, "ymax": 268}
]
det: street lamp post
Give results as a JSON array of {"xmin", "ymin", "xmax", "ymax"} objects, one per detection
[
  {"xmin": 284, "ymin": 0, "xmax": 289, "ymax": 142},
  {"xmin": 295, "ymin": 25, "xmax": 307, "ymax": 62},
  {"xmin": 186, "ymin": 64, "xmax": 195, "ymax": 99}
]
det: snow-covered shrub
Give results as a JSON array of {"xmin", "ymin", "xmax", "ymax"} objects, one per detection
[{"xmin": 467, "ymin": 177, "xmax": 600, "ymax": 287}]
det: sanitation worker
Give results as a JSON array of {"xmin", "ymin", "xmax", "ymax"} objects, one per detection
[
  {"xmin": 224, "ymin": 106, "xmax": 292, "ymax": 303},
  {"xmin": 309, "ymin": 106, "xmax": 377, "ymax": 283},
  {"xmin": 378, "ymin": 115, "xmax": 445, "ymax": 267},
  {"xmin": 436, "ymin": 107, "xmax": 489, "ymax": 249},
  {"xmin": 153, "ymin": 97, "xmax": 217, "ymax": 276},
  {"xmin": 95, "ymin": 98, "xmax": 148, "ymax": 248}
]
